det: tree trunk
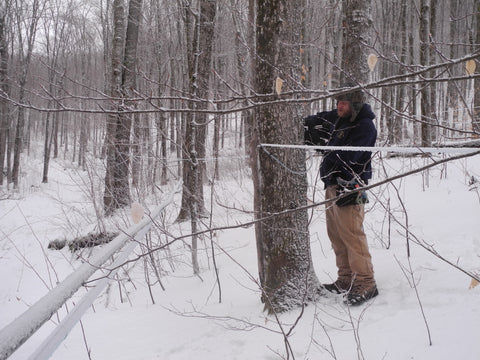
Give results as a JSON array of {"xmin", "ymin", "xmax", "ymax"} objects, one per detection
[
  {"xmin": 104, "ymin": 0, "xmax": 125, "ymax": 214},
  {"xmin": 230, "ymin": 0, "xmax": 251, "ymax": 158},
  {"xmin": 160, "ymin": 113, "xmax": 168, "ymax": 185},
  {"xmin": 131, "ymin": 112, "xmax": 141, "ymax": 188},
  {"xmin": 396, "ymin": 0, "xmax": 409, "ymax": 144},
  {"xmin": 177, "ymin": 0, "xmax": 215, "ymax": 221},
  {"xmin": 341, "ymin": 0, "xmax": 372, "ymax": 85},
  {"xmin": 246, "ymin": 0, "xmax": 266, "ymax": 289},
  {"xmin": 0, "ymin": 4, "xmax": 8, "ymax": 186},
  {"xmin": 42, "ymin": 111, "xmax": 52, "ymax": 183},
  {"xmin": 12, "ymin": 0, "xmax": 42, "ymax": 188},
  {"xmin": 53, "ymin": 108, "xmax": 59, "ymax": 158},
  {"xmin": 474, "ymin": 0, "xmax": 480, "ymax": 134},
  {"xmin": 116, "ymin": 0, "xmax": 142, "ymax": 206},
  {"xmin": 177, "ymin": 1, "xmax": 198, "ymax": 222},
  {"xmin": 430, "ymin": 0, "xmax": 438, "ymax": 143},
  {"xmin": 420, "ymin": 0, "xmax": 432, "ymax": 147},
  {"xmin": 12, "ymin": 88, "xmax": 26, "ymax": 188},
  {"xmin": 254, "ymin": 0, "xmax": 320, "ymax": 314},
  {"xmin": 195, "ymin": 0, "xmax": 216, "ymax": 201},
  {"xmin": 104, "ymin": 0, "xmax": 142, "ymax": 215}
]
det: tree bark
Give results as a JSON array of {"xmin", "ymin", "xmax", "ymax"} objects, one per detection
[
  {"xmin": 341, "ymin": 0, "xmax": 372, "ymax": 85},
  {"xmin": 194, "ymin": 0, "xmax": 216, "ymax": 214},
  {"xmin": 104, "ymin": 0, "xmax": 125, "ymax": 214},
  {"xmin": 177, "ymin": 0, "xmax": 216, "ymax": 221},
  {"xmin": 420, "ymin": 0, "xmax": 432, "ymax": 147},
  {"xmin": 0, "ymin": 3, "xmax": 8, "ymax": 186},
  {"xmin": 131, "ymin": 112, "xmax": 141, "ymax": 188},
  {"xmin": 177, "ymin": 1, "xmax": 198, "ymax": 221},
  {"xmin": 115, "ymin": 0, "xmax": 142, "ymax": 206},
  {"xmin": 255, "ymin": 0, "xmax": 320, "ymax": 313},
  {"xmin": 104, "ymin": 0, "xmax": 142, "ymax": 214},
  {"xmin": 474, "ymin": 0, "xmax": 480, "ymax": 134},
  {"xmin": 246, "ymin": 0, "xmax": 265, "ymax": 289}
]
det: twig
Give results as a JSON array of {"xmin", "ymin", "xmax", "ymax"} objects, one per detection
[
  {"xmin": 79, "ymin": 319, "xmax": 92, "ymax": 360},
  {"xmin": 394, "ymin": 255, "xmax": 433, "ymax": 346}
]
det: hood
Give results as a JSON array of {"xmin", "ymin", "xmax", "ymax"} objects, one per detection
[{"xmin": 354, "ymin": 103, "xmax": 375, "ymax": 122}]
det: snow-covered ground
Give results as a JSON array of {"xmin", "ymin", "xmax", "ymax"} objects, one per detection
[{"xmin": 1, "ymin": 151, "xmax": 479, "ymax": 360}]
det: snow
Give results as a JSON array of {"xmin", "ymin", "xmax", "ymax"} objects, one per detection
[{"xmin": 1, "ymin": 152, "xmax": 479, "ymax": 360}]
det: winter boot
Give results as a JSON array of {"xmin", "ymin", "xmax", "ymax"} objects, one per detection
[
  {"xmin": 323, "ymin": 280, "xmax": 351, "ymax": 294},
  {"xmin": 344, "ymin": 284, "xmax": 379, "ymax": 306}
]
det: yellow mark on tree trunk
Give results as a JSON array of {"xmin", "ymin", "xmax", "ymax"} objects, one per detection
[
  {"xmin": 275, "ymin": 77, "xmax": 284, "ymax": 96},
  {"xmin": 466, "ymin": 59, "xmax": 476, "ymax": 75},
  {"xmin": 367, "ymin": 53, "xmax": 378, "ymax": 72}
]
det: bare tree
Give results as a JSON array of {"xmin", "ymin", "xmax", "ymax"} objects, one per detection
[
  {"xmin": 11, "ymin": 0, "xmax": 44, "ymax": 188},
  {"xmin": 0, "ymin": 0, "xmax": 9, "ymax": 186},
  {"xmin": 104, "ymin": 0, "xmax": 143, "ymax": 215},
  {"xmin": 420, "ymin": 0, "xmax": 433, "ymax": 147},
  {"xmin": 176, "ymin": 0, "xmax": 198, "ymax": 222},
  {"xmin": 254, "ymin": 0, "xmax": 320, "ymax": 313},
  {"xmin": 41, "ymin": 0, "xmax": 71, "ymax": 183},
  {"xmin": 195, "ymin": 0, "xmax": 216, "ymax": 205},
  {"xmin": 104, "ymin": 0, "xmax": 126, "ymax": 214},
  {"xmin": 474, "ymin": 0, "xmax": 480, "ymax": 133},
  {"xmin": 177, "ymin": 0, "xmax": 216, "ymax": 222}
]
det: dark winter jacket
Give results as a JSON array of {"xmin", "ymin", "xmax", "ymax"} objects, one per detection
[{"xmin": 317, "ymin": 104, "xmax": 377, "ymax": 187}]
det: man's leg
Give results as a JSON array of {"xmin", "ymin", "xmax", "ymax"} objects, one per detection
[
  {"xmin": 335, "ymin": 202, "xmax": 375, "ymax": 286},
  {"xmin": 333, "ymin": 200, "xmax": 378, "ymax": 304},
  {"xmin": 325, "ymin": 186, "xmax": 352, "ymax": 288}
]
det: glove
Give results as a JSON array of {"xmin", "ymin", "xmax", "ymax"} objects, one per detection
[
  {"xmin": 335, "ymin": 178, "xmax": 369, "ymax": 207},
  {"xmin": 303, "ymin": 114, "xmax": 329, "ymax": 148}
]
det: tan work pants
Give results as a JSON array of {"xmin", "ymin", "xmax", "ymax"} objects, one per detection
[{"xmin": 325, "ymin": 186, "xmax": 375, "ymax": 288}]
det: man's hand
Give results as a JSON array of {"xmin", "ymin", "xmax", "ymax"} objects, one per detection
[{"xmin": 335, "ymin": 178, "xmax": 369, "ymax": 207}]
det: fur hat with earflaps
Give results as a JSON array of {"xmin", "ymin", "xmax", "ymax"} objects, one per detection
[{"xmin": 335, "ymin": 83, "xmax": 366, "ymax": 122}]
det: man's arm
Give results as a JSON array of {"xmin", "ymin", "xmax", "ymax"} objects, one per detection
[{"xmin": 303, "ymin": 111, "xmax": 333, "ymax": 146}]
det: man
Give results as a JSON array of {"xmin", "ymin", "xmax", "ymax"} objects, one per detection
[{"xmin": 305, "ymin": 86, "xmax": 378, "ymax": 306}]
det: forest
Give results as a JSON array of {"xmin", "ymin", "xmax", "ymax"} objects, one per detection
[
  {"xmin": 0, "ymin": 0, "xmax": 480, "ymax": 358},
  {"xmin": 1, "ymin": 0, "xmax": 478, "ymax": 192}
]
